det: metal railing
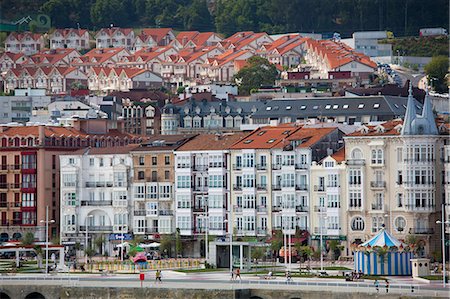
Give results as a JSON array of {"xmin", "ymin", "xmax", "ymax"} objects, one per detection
[
  {"xmin": 370, "ymin": 181, "xmax": 386, "ymax": 188},
  {"xmin": 80, "ymin": 200, "xmax": 113, "ymax": 206},
  {"xmin": 409, "ymin": 227, "xmax": 434, "ymax": 234},
  {"xmin": 346, "ymin": 159, "xmax": 365, "ymax": 165}
]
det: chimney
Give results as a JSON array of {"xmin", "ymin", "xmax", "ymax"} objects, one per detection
[{"xmin": 38, "ymin": 125, "xmax": 45, "ymax": 145}]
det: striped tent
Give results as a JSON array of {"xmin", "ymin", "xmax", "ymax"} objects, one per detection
[{"xmin": 353, "ymin": 229, "xmax": 414, "ymax": 276}]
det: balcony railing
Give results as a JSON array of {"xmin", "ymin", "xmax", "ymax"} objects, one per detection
[
  {"xmin": 296, "ymin": 206, "xmax": 308, "ymax": 212},
  {"xmin": 193, "ymin": 186, "xmax": 208, "ymax": 192},
  {"xmin": 346, "ymin": 159, "xmax": 365, "ymax": 165},
  {"xmin": 233, "ymin": 184, "xmax": 242, "ymax": 191},
  {"xmin": 233, "ymin": 206, "xmax": 242, "ymax": 213},
  {"xmin": 295, "ymin": 163, "xmax": 309, "ymax": 170},
  {"xmin": 314, "ymin": 185, "xmax": 325, "ymax": 192},
  {"xmin": 371, "ymin": 203, "xmax": 385, "ymax": 211},
  {"xmin": 314, "ymin": 206, "xmax": 326, "ymax": 212},
  {"xmin": 79, "ymin": 225, "xmax": 113, "ymax": 232},
  {"xmin": 209, "ymin": 162, "xmax": 225, "ymax": 168},
  {"xmin": 85, "ymin": 181, "xmax": 114, "ymax": 188},
  {"xmin": 272, "ymin": 184, "xmax": 281, "ymax": 191},
  {"xmin": 256, "ymin": 184, "xmax": 267, "ymax": 190},
  {"xmin": 272, "ymin": 164, "xmax": 282, "ymax": 170},
  {"xmin": 409, "ymin": 228, "xmax": 434, "ymax": 234},
  {"xmin": 232, "ymin": 164, "xmax": 242, "ymax": 171},
  {"xmin": 193, "ymin": 165, "xmax": 208, "ymax": 171},
  {"xmin": 256, "ymin": 164, "xmax": 267, "ymax": 170},
  {"xmin": 159, "ymin": 210, "xmax": 173, "ymax": 216},
  {"xmin": 405, "ymin": 204, "xmax": 435, "ymax": 211},
  {"xmin": 134, "ymin": 210, "xmax": 146, "ymax": 216},
  {"xmin": 295, "ymin": 184, "xmax": 308, "ymax": 191},
  {"xmin": 348, "ymin": 205, "xmax": 362, "ymax": 210},
  {"xmin": 370, "ymin": 181, "xmax": 386, "ymax": 188},
  {"xmin": 257, "ymin": 206, "xmax": 267, "ymax": 213},
  {"xmin": 80, "ymin": 200, "xmax": 113, "ymax": 206}
]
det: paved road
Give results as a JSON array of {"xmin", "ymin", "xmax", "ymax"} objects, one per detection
[
  {"xmin": 391, "ymin": 65, "xmax": 426, "ymax": 87},
  {"xmin": 1, "ymin": 272, "xmax": 448, "ymax": 298}
]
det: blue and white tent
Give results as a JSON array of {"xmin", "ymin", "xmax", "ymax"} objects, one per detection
[{"xmin": 354, "ymin": 229, "xmax": 414, "ymax": 276}]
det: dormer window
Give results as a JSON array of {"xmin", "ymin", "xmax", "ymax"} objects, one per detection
[
  {"xmin": 373, "ymin": 103, "xmax": 380, "ymax": 109},
  {"xmin": 244, "ymin": 139, "xmax": 253, "ymax": 144},
  {"xmin": 333, "ymin": 105, "xmax": 339, "ymax": 109},
  {"xmin": 325, "ymin": 105, "xmax": 331, "ymax": 109},
  {"xmin": 286, "ymin": 106, "xmax": 291, "ymax": 110},
  {"xmin": 257, "ymin": 131, "xmax": 266, "ymax": 136},
  {"xmin": 267, "ymin": 139, "xmax": 276, "ymax": 144},
  {"xmin": 313, "ymin": 106, "xmax": 319, "ymax": 110},
  {"xmin": 300, "ymin": 105, "xmax": 306, "ymax": 110},
  {"xmin": 266, "ymin": 106, "xmax": 272, "ymax": 111},
  {"xmin": 343, "ymin": 104, "xmax": 349, "ymax": 109},
  {"xmin": 358, "ymin": 104, "xmax": 364, "ymax": 109}
]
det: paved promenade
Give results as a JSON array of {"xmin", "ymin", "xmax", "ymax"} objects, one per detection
[{"xmin": 1, "ymin": 271, "xmax": 449, "ymax": 298}]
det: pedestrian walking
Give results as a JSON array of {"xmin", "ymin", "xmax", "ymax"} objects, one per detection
[
  {"xmin": 374, "ymin": 279, "xmax": 379, "ymax": 293},
  {"xmin": 235, "ymin": 268, "xmax": 241, "ymax": 281},
  {"xmin": 230, "ymin": 269, "xmax": 235, "ymax": 281},
  {"xmin": 385, "ymin": 279, "xmax": 389, "ymax": 293},
  {"xmin": 155, "ymin": 270, "xmax": 162, "ymax": 284}
]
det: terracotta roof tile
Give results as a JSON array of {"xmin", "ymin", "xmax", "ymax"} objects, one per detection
[
  {"xmin": 176, "ymin": 133, "xmax": 246, "ymax": 151},
  {"xmin": 330, "ymin": 147, "xmax": 345, "ymax": 163}
]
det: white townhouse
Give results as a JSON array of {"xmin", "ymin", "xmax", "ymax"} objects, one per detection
[
  {"xmin": 4, "ymin": 32, "xmax": 45, "ymax": 55},
  {"xmin": 49, "ymin": 29, "xmax": 90, "ymax": 50},
  {"xmin": 95, "ymin": 28, "xmax": 135, "ymax": 50},
  {"xmin": 59, "ymin": 146, "xmax": 135, "ymax": 255},
  {"xmin": 173, "ymin": 134, "xmax": 244, "ymax": 248}
]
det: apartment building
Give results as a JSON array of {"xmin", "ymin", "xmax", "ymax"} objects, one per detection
[
  {"xmin": 0, "ymin": 125, "xmax": 143, "ymax": 244},
  {"xmin": 173, "ymin": 133, "xmax": 244, "ymax": 256},
  {"xmin": 59, "ymin": 146, "xmax": 135, "ymax": 253},
  {"xmin": 229, "ymin": 124, "xmax": 345, "ymax": 238},
  {"xmin": 130, "ymin": 135, "xmax": 195, "ymax": 241},
  {"xmin": 343, "ymin": 87, "xmax": 445, "ymax": 256},
  {"xmin": 309, "ymin": 148, "xmax": 348, "ymax": 254},
  {"xmin": 95, "ymin": 28, "xmax": 135, "ymax": 50}
]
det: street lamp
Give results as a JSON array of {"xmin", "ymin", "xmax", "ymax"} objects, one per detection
[
  {"xmin": 320, "ymin": 215, "xmax": 328, "ymax": 272},
  {"xmin": 39, "ymin": 205, "xmax": 55, "ymax": 275},
  {"xmin": 85, "ymin": 215, "xmax": 94, "ymax": 264},
  {"xmin": 199, "ymin": 215, "xmax": 209, "ymax": 263},
  {"xmin": 224, "ymin": 219, "xmax": 232, "ymax": 275},
  {"xmin": 436, "ymin": 206, "xmax": 450, "ymax": 288},
  {"xmin": 120, "ymin": 225, "xmax": 126, "ymax": 262}
]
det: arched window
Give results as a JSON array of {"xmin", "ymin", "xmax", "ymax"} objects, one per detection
[
  {"xmin": 351, "ymin": 148, "xmax": 363, "ymax": 159},
  {"xmin": 351, "ymin": 216, "xmax": 365, "ymax": 231}
]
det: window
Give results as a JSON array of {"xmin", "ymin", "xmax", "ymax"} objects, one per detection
[
  {"xmin": 209, "ymin": 175, "xmax": 224, "ymax": 188},
  {"xmin": 164, "ymin": 156, "xmax": 170, "ymax": 165},
  {"xmin": 152, "ymin": 157, "xmax": 157, "ymax": 165},
  {"xmin": 99, "ymin": 158, "xmax": 104, "ymax": 167},
  {"xmin": 327, "ymin": 194, "xmax": 340, "ymax": 208},
  {"xmin": 371, "ymin": 216, "xmax": 384, "ymax": 233},
  {"xmin": 397, "ymin": 193, "xmax": 403, "ymax": 207},
  {"xmin": 243, "ymin": 194, "xmax": 255, "ymax": 209},
  {"xmin": 351, "ymin": 148, "xmax": 363, "ymax": 159},
  {"xmin": 138, "ymin": 171, "xmax": 144, "ymax": 180},
  {"xmin": 333, "ymin": 105, "xmax": 339, "ymax": 109},
  {"xmin": 146, "ymin": 202, "xmax": 158, "ymax": 215},
  {"xmin": 177, "ymin": 195, "xmax": 191, "ymax": 209},
  {"xmin": 371, "ymin": 149, "xmax": 383, "ymax": 164},
  {"xmin": 394, "ymin": 216, "xmax": 406, "ymax": 232},
  {"xmin": 139, "ymin": 157, "xmax": 145, "ymax": 165},
  {"xmin": 373, "ymin": 103, "xmax": 380, "ymax": 109},
  {"xmin": 164, "ymin": 171, "xmax": 170, "ymax": 180},
  {"xmin": 343, "ymin": 104, "xmax": 349, "ymax": 109},
  {"xmin": 243, "ymin": 153, "xmax": 254, "ymax": 167},
  {"xmin": 89, "ymin": 158, "xmax": 94, "ymax": 166},
  {"xmin": 349, "ymin": 191, "xmax": 362, "ymax": 207},
  {"xmin": 177, "ymin": 175, "xmax": 191, "ymax": 188},
  {"xmin": 351, "ymin": 217, "xmax": 365, "ymax": 231},
  {"xmin": 325, "ymin": 105, "xmax": 331, "ymax": 110},
  {"xmin": 358, "ymin": 104, "xmax": 364, "ymax": 109},
  {"xmin": 282, "ymin": 173, "xmax": 295, "ymax": 187},
  {"xmin": 349, "ymin": 169, "xmax": 361, "ymax": 185},
  {"xmin": 208, "ymin": 194, "xmax": 224, "ymax": 208},
  {"xmin": 63, "ymin": 192, "xmax": 76, "ymax": 206},
  {"xmin": 62, "ymin": 173, "xmax": 77, "ymax": 187}
]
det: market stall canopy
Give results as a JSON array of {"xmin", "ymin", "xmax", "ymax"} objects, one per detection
[{"xmin": 360, "ymin": 229, "xmax": 406, "ymax": 248}]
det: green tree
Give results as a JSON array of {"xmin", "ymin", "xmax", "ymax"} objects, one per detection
[
  {"xmin": 424, "ymin": 56, "xmax": 449, "ymax": 93},
  {"xmin": 233, "ymin": 56, "xmax": 278, "ymax": 96},
  {"xmin": 270, "ymin": 230, "xmax": 283, "ymax": 253},
  {"xmin": 175, "ymin": 228, "xmax": 182, "ymax": 257},
  {"xmin": 90, "ymin": 0, "xmax": 130, "ymax": 28},
  {"xmin": 160, "ymin": 234, "xmax": 173, "ymax": 257},
  {"xmin": 21, "ymin": 232, "xmax": 35, "ymax": 246},
  {"xmin": 179, "ymin": 0, "xmax": 214, "ymax": 31},
  {"xmin": 251, "ymin": 246, "xmax": 265, "ymax": 261}
]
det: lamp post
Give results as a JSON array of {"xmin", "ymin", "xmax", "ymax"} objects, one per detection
[
  {"xmin": 224, "ymin": 219, "xmax": 232, "ymax": 274},
  {"xmin": 199, "ymin": 215, "xmax": 209, "ymax": 263},
  {"xmin": 320, "ymin": 215, "xmax": 328, "ymax": 272},
  {"xmin": 436, "ymin": 205, "xmax": 450, "ymax": 287},
  {"xmin": 40, "ymin": 205, "xmax": 55, "ymax": 275},
  {"xmin": 85, "ymin": 215, "xmax": 94, "ymax": 264},
  {"xmin": 120, "ymin": 225, "xmax": 125, "ymax": 262}
]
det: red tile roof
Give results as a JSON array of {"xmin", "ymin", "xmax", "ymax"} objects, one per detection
[
  {"xmin": 140, "ymin": 28, "xmax": 173, "ymax": 44},
  {"xmin": 330, "ymin": 147, "xmax": 345, "ymax": 162},
  {"xmin": 176, "ymin": 133, "xmax": 246, "ymax": 151},
  {"xmin": 346, "ymin": 119, "xmax": 403, "ymax": 137}
]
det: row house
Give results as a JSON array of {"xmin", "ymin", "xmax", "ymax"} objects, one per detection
[
  {"xmin": 59, "ymin": 146, "xmax": 135, "ymax": 254},
  {"xmin": 228, "ymin": 124, "xmax": 344, "ymax": 239},
  {"xmin": 309, "ymin": 149, "xmax": 348, "ymax": 254},
  {"xmin": 204, "ymin": 49, "xmax": 253, "ymax": 82},
  {"xmin": 3, "ymin": 66, "xmax": 88, "ymax": 94},
  {"xmin": 95, "ymin": 28, "xmax": 135, "ymax": 51},
  {"xmin": 130, "ymin": 135, "xmax": 195, "ymax": 240},
  {"xmin": 122, "ymin": 101, "xmax": 161, "ymax": 136},
  {"xmin": 172, "ymin": 31, "xmax": 223, "ymax": 49},
  {"xmin": 304, "ymin": 39, "xmax": 376, "ymax": 83},
  {"xmin": 160, "ymin": 46, "xmax": 223, "ymax": 86},
  {"xmin": 134, "ymin": 28, "xmax": 176, "ymax": 51},
  {"xmin": 4, "ymin": 32, "xmax": 45, "ymax": 55},
  {"xmin": 259, "ymin": 34, "xmax": 307, "ymax": 68},
  {"xmin": 0, "ymin": 52, "xmax": 27, "ymax": 74},
  {"xmin": 87, "ymin": 67, "xmax": 163, "ymax": 92},
  {"xmin": 49, "ymin": 29, "xmax": 90, "ymax": 50},
  {"xmin": 219, "ymin": 31, "xmax": 273, "ymax": 51},
  {"xmin": 342, "ymin": 86, "xmax": 446, "ymax": 256},
  {"xmin": 0, "ymin": 125, "xmax": 142, "ymax": 244},
  {"xmin": 119, "ymin": 47, "xmax": 178, "ymax": 74},
  {"xmin": 26, "ymin": 48, "xmax": 81, "ymax": 67},
  {"xmin": 74, "ymin": 48, "xmax": 130, "ymax": 72},
  {"xmin": 173, "ymin": 133, "xmax": 244, "ymax": 255}
]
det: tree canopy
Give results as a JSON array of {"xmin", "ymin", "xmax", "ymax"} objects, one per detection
[
  {"xmin": 1, "ymin": 0, "xmax": 448, "ymax": 37},
  {"xmin": 424, "ymin": 56, "xmax": 449, "ymax": 93},
  {"xmin": 233, "ymin": 56, "xmax": 278, "ymax": 95}
]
